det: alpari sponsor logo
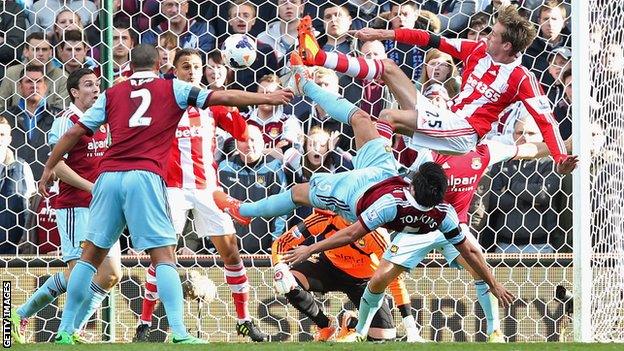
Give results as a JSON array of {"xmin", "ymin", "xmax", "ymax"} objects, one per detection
[
  {"xmin": 400, "ymin": 214, "xmax": 437, "ymax": 228},
  {"xmin": 448, "ymin": 174, "xmax": 477, "ymax": 192},
  {"xmin": 448, "ymin": 174, "xmax": 477, "ymax": 187},
  {"xmin": 466, "ymin": 75, "xmax": 501, "ymax": 102},
  {"xmin": 175, "ymin": 126, "xmax": 204, "ymax": 138},
  {"xmin": 88, "ymin": 139, "xmax": 108, "ymax": 151}
]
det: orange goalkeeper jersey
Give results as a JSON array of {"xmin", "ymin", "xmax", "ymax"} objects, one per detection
[{"xmin": 272, "ymin": 211, "xmax": 410, "ymax": 306}]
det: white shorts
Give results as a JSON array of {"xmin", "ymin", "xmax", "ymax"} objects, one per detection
[
  {"xmin": 167, "ymin": 187, "xmax": 236, "ymax": 237},
  {"xmin": 383, "ymin": 224, "xmax": 479, "ymax": 270},
  {"xmin": 56, "ymin": 207, "xmax": 121, "ymax": 263},
  {"xmin": 412, "ymin": 92, "xmax": 479, "ymax": 154}
]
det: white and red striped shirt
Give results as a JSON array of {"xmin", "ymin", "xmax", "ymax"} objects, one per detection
[
  {"xmin": 394, "ymin": 29, "xmax": 567, "ymax": 163},
  {"xmin": 166, "ymin": 105, "xmax": 248, "ymax": 189}
]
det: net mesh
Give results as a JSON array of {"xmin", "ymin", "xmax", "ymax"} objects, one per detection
[
  {"xmin": 587, "ymin": 0, "xmax": 624, "ymax": 342},
  {"xmin": 0, "ymin": 0, "xmax": 609, "ymax": 343}
]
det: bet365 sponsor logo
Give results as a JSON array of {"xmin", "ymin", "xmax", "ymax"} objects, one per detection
[{"xmin": 466, "ymin": 75, "xmax": 501, "ymax": 102}]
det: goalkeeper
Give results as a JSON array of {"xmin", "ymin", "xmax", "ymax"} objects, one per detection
[{"xmin": 272, "ymin": 210, "xmax": 422, "ymax": 342}]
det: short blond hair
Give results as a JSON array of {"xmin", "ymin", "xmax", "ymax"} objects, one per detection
[
  {"xmin": 497, "ymin": 5, "xmax": 537, "ymax": 54},
  {"xmin": 259, "ymin": 74, "xmax": 280, "ymax": 85},
  {"xmin": 313, "ymin": 67, "xmax": 338, "ymax": 82}
]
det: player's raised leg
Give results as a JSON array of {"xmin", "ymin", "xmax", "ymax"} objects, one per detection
[
  {"xmin": 297, "ymin": 15, "xmax": 418, "ymax": 110},
  {"xmin": 282, "ymin": 53, "xmax": 379, "ymax": 151},
  {"xmin": 214, "ymin": 180, "xmax": 311, "ymax": 225}
]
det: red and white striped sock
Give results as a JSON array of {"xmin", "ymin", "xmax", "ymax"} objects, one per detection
[
  {"xmin": 318, "ymin": 51, "xmax": 384, "ymax": 81},
  {"xmin": 376, "ymin": 119, "xmax": 395, "ymax": 140},
  {"xmin": 140, "ymin": 264, "xmax": 159, "ymax": 326},
  {"xmin": 224, "ymin": 262, "xmax": 250, "ymax": 323}
]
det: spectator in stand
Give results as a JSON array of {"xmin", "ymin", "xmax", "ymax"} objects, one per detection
[
  {"xmin": 0, "ymin": 116, "xmax": 36, "ymax": 255},
  {"xmin": 0, "ymin": 32, "xmax": 67, "ymax": 113},
  {"xmin": 48, "ymin": 8, "xmax": 83, "ymax": 47},
  {"xmin": 301, "ymin": 68, "xmax": 355, "ymax": 153},
  {"xmin": 246, "ymin": 74, "xmax": 303, "ymax": 156},
  {"xmin": 218, "ymin": 125, "xmax": 288, "ymax": 254},
  {"xmin": 203, "ymin": 50, "xmax": 233, "ymax": 90},
  {"xmin": 104, "ymin": 18, "xmax": 137, "ymax": 79},
  {"xmin": 553, "ymin": 69, "xmax": 571, "ymax": 139},
  {"xmin": 53, "ymin": 29, "xmax": 98, "ymax": 74},
  {"xmin": 157, "ymin": 31, "xmax": 179, "ymax": 79},
  {"xmin": 321, "ymin": 3, "xmax": 353, "ymax": 55},
  {"xmin": 384, "ymin": 3, "xmax": 440, "ymax": 81},
  {"xmin": 112, "ymin": 0, "xmax": 159, "ymax": 32},
  {"xmin": 142, "ymin": 0, "xmax": 215, "ymax": 54},
  {"xmin": 464, "ymin": 11, "xmax": 491, "ymax": 41},
  {"xmin": 486, "ymin": 115, "xmax": 567, "ymax": 253},
  {"xmin": 418, "ymin": 49, "xmax": 460, "ymax": 99},
  {"xmin": 523, "ymin": 0, "xmax": 571, "ymax": 89},
  {"xmin": 358, "ymin": 40, "xmax": 393, "ymax": 118},
  {"xmin": 258, "ymin": 0, "xmax": 304, "ymax": 64},
  {"xmin": 421, "ymin": 0, "xmax": 479, "ymax": 35},
  {"xmin": 222, "ymin": 0, "xmax": 278, "ymax": 91},
  {"xmin": 545, "ymin": 46, "xmax": 570, "ymax": 104},
  {"xmin": 5, "ymin": 64, "xmax": 61, "ymax": 179},
  {"xmin": 0, "ymin": 1, "xmax": 27, "ymax": 79},
  {"xmin": 283, "ymin": 126, "xmax": 353, "ymax": 221},
  {"xmin": 30, "ymin": 1, "xmax": 98, "ymax": 33}
]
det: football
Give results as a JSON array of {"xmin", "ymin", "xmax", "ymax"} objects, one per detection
[{"xmin": 222, "ymin": 33, "xmax": 257, "ymax": 69}]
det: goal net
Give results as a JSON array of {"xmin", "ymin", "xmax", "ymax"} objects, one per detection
[
  {"xmin": 0, "ymin": 0, "xmax": 611, "ymax": 344},
  {"xmin": 581, "ymin": 0, "xmax": 624, "ymax": 342}
]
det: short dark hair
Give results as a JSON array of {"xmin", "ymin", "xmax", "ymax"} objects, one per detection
[
  {"xmin": 206, "ymin": 50, "xmax": 225, "ymax": 65},
  {"xmin": 411, "ymin": 162, "xmax": 448, "ymax": 208},
  {"xmin": 130, "ymin": 44, "xmax": 159, "ymax": 70},
  {"xmin": 561, "ymin": 68, "xmax": 572, "ymax": 83},
  {"xmin": 66, "ymin": 68, "xmax": 96, "ymax": 103},
  {"xmin": 25, "ymin": 32, "xmax": 46, "ymax": 44},
  {"xmin": 173, "ymin": 48, "xmax": 202, "ymax": 67},
  {"xmin": 113, "ymin": 17, "xmax": 139, "ymax": 45},
  {"xmin": 59, "ymin": 29, "xmax": 86, "ymax": 49},
  {"xmin": 21, "ymin": 64, "xmax": 45, "ymax": 79}
]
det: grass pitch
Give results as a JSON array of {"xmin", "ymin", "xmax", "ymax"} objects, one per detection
[{"xmin": 7, "ymin": 343, "xmax": 622, "ymax": 351}]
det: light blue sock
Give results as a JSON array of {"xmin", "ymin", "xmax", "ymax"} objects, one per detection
[
  {"xmin": 155, "ymin": 263, "xmax": 188, "ymax": 338},
  {"xmin": 74, "ymin": 282, "xmax": 109, "ymax": 330},
  {"xmin": 301, "ymin": 79, "xmax": 359, "ymax": 124},
  {"xmin": 58, "ymin": 260, "xmax": 96, "ymax": 333},
  {"xmin": 239, "ymin": 189, "xmax": 297, "ymax": 217},
  {"xmin": 355, "ymin": 286, "xmax": 384, "ymax": 336},
  {"xmin": 17, "ymin": 272, "xmax": 67, "ymax": 318},
  {"xmin": 475, "ymin": 280, "xmax": 500, "ymax": 334}
]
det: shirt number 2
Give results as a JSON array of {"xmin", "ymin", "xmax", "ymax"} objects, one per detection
[{"xmin": 129, "ymin": 89, "xmax": 153, "ymax": 127}]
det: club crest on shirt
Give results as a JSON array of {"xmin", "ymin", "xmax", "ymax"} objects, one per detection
[
  {"xmin": 269, "ymin": 127, "xmax": 280, "ymax": 138},
  {"xmin": 385, "ymin": 145, "xmax": 392, "ymax": 153},
  {"xmin": 99, "ymin": 125, "xmax": 107, "ymax": 133},
  {"xmin": 390, "ymin": 245, "xmax": 399, "ymax": 253},
  {"xmin": 357, "ymin": 238, "xmax": 366, "ymax": 247},
  {"xmin": 257, "ymin": 175, "xmax": 266, "ymax": 186},
  {"xmin": 471, "ymin": 157, "xmax": 482, "ymax": 170}
]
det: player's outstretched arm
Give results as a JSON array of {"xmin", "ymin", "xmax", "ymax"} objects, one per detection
[
  {"xmin": 39, "ymin": 124, "xmax": 87, "ymax": 197},
  {"xmin": 207, "ymin": 89, "xmax": 294, "ymax": 108},
  {"xmin": 282, "ymin": 221, "xmax": 368, "ymax": 266},
  {"xmin": 453, "ymin": 238, "xmax": 515, "ymax": 307},
  {"xmin": 53, "ymin": 160, "xmax": 94, "ymax": 193}
]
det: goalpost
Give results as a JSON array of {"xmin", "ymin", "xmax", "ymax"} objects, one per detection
[{"xmin": 573, "ymin": 0, "xmax": 624, "ymax": 342}]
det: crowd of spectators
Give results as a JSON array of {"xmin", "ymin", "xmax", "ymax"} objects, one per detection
[{"xmin": 0, "ymin": 0, "xmax": 621, "ymax": 256}]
